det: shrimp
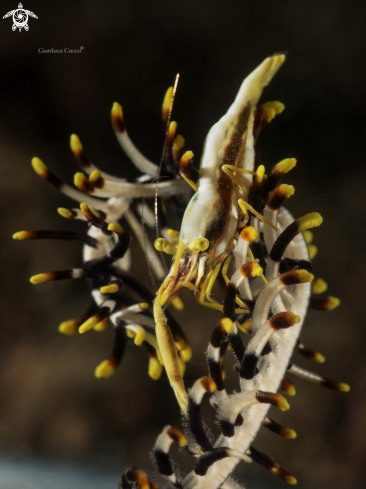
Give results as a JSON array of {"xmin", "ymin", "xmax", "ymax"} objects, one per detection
[{"xmin": 153, "ymin": 54, "xmax": 287, "ymax": 410}]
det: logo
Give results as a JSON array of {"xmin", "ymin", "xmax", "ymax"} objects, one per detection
[{"xmin": 3, "ymin": 3, "xmax": 38, "ymax": 31}]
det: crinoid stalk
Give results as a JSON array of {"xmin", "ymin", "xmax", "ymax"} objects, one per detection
[{"xmin": 14, "ymin": 54, "xmax": 349, "ymax": 489}]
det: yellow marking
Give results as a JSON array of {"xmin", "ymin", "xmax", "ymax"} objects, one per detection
[
  {"xmin": 93, "ymin": 318, "xmax": 108, "ymax": 331},
  {"xmin": 311, "ymin": 278, "xmax": 328, "ymax": 295},
  {"xmin": 74, "ymin": 172, "xmax": 93, "ymax": 193},
  {"xmin": 168, "ymin": 121, "xmax": 177, "ymax": 138},
  {"xmin": 171, "ymin": 296, "xmax": 184, "ymax": 310},
  {"xmin": 173, "ymin": 135, "xmax": 185, "ymax": 152},
  {"xmin": 148, "ymin": 357, "xmax": 163, "ymax": 380},
  {"xmin": 126, "ymin": 325, "xmax": 146, "ymax": 346},
  {"xmin": 308, "ymin": 244, "xmax": 318, "ymax": 259},
  {"xmin": 240, "ymin": 226, "xmax": 258, "ymax": 242},
  {"xmin": 31, "ymin": 157, "xmax": 48, "ymax": 176},
  {"xmin": 95, "ymin": 359, "xmax": 116, "ymax": 378},
  {"xmin": 13, "ymin": 231, "xmax": 31, "ymax": 240},
  {"xmin": 57, "ymin": 208, "xmax": 75, "ymax": 219},
  {"xmin": 167, "ymin": 229, "xmax": 180, "ymax": 239},
  {"xmin": 260, "ymin": 100, "xmax": 285, "ymax": 114},
  {"xmin": 107, "ymin": 223, "xmax": 125, "ymax": 235},
  {"xmin": 70, "ymin": 134, "xmax": 83, "ymax": 154},
  {"xmin": 100, "ymin": 283, "xmax": 120, "ymax": 294},
  {"xmin": 222, "ymin": 318, "xmax": 233, "ymax": 334},
  {"xmin": 256, "ymin": 165, "xmax": 265, "ymax": 183},
  {"xmin": 111, "ymin": 102, "xmax": 123, "ymax": 125},
  {"xmin": 274, "ymin": 158, "xmax": 297, "ymax": 174},
  {"xmin": 139, "ymin": 303, "xmax": 150, "ymax": 311},
  {"xmin": 180, "ymin": 172, "xmax": 197, "ymax": 191},
  {"xmin": 303, "ymin": 230, "xmax": 313, "ymax": 244},
  {"xmin": 58, "ymin": 320, "xmax": 79, "ymax": 335},
  {"xmin": 30, "ymin": 273, "xmax": 52, "ymax": 284},
  {"xmin": 222, "ymin": 255, "xmax": 232, "ymax": 285},
  {"xmin": 237, "ymin": 319, "xmax": 252, "ymax": 333},
  {"xmin": 324, "ymin": 296, "xmax": 341, "ymax": 310},
  {"xmin": 126, "ymin": 329, "xmax": 135, "ymax": 339},
  {"xmin": 313, "ymin": 352, "xmax": 326, "ymax": 363},
  {"xmin": 89, "ymin": 170, "xmax": 101, "ymax": 183},
  {"xmin": 337, "ymin": 383, "xmax": 350, "ymax": 392},
  {"xmin": 79, "ymin": 316, "xmax": 100, "ymax": 334},
  {"xmin": 296, "ymin": 212, "xmax": 323, "ymax": 232},
  {"xmin": 238, "ymin": 199, "xmax": 276, "ymax": 229},
  {"xmin": 180, "ymin": 150, "xmax": 194, "ymax": 166},
  {"xmin": 277, "ymin": 396, "xmax": 290, "ymax": 411},
  {"xmin": 162, "ymin": 87, "xmax": 173, "ymax": 122}
]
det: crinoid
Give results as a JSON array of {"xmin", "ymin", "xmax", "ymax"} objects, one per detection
[{"xmin": 14, "ymin": 54, "xmax": 349, "ymax": 488}]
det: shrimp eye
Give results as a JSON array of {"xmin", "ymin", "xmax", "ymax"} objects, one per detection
[
  {"xmin": 154, "ymin": 238, "xmax": 165, "ymax": 251},
  {"xmin": 194, "ymin": 238, "xmax": 209, "ymax": 251}
]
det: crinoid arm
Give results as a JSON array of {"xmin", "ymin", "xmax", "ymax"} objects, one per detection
[{"xmin": 15, "ymin": 53, "xmax": 350, "ymax": 489}]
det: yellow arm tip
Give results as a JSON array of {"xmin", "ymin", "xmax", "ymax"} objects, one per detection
[
  {"xmin": 31, "ymin": 156, "xmax": 47, "ymax": 175},
  {"xmin": 95, "ymin": 359, "xmax": 116, "ymax": 378},
  {"xmin": 58, "ymin": 320, "xmax": 79, "ymax": 335},
  {"xmin": 107, "ymin": 223, "xmax": 125, "ymax": 235},
  {"xmin": 13, "ymin": 231, "xmax": 30, "ymax": 240},
  {"xmin": 70, "ymin": 134, "xmax": 82, "ymax": 154},
  {"xmin": 30, "ymin": 273, "xmax": 51, "ymax": 284},
  {"xmin": 79, "ymin": 317, "xmax": 98, "ymax": 334},
  {"xmin": 148, "ymin": 358, "xmax": 163, "ymax": 380}
]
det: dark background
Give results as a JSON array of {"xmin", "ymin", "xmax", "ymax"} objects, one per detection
[{"xmin": 0, "ymin": 1, "xmax": 365, "ymax": 488}]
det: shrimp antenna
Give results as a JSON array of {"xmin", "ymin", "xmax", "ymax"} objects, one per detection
[
  {"xmin": 155, "ymin": 74, "xmax": 180, "ymax": 235},
  {"xmin": 153, "ymin": 73, "xmax": 180, "ymax": 277}
]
